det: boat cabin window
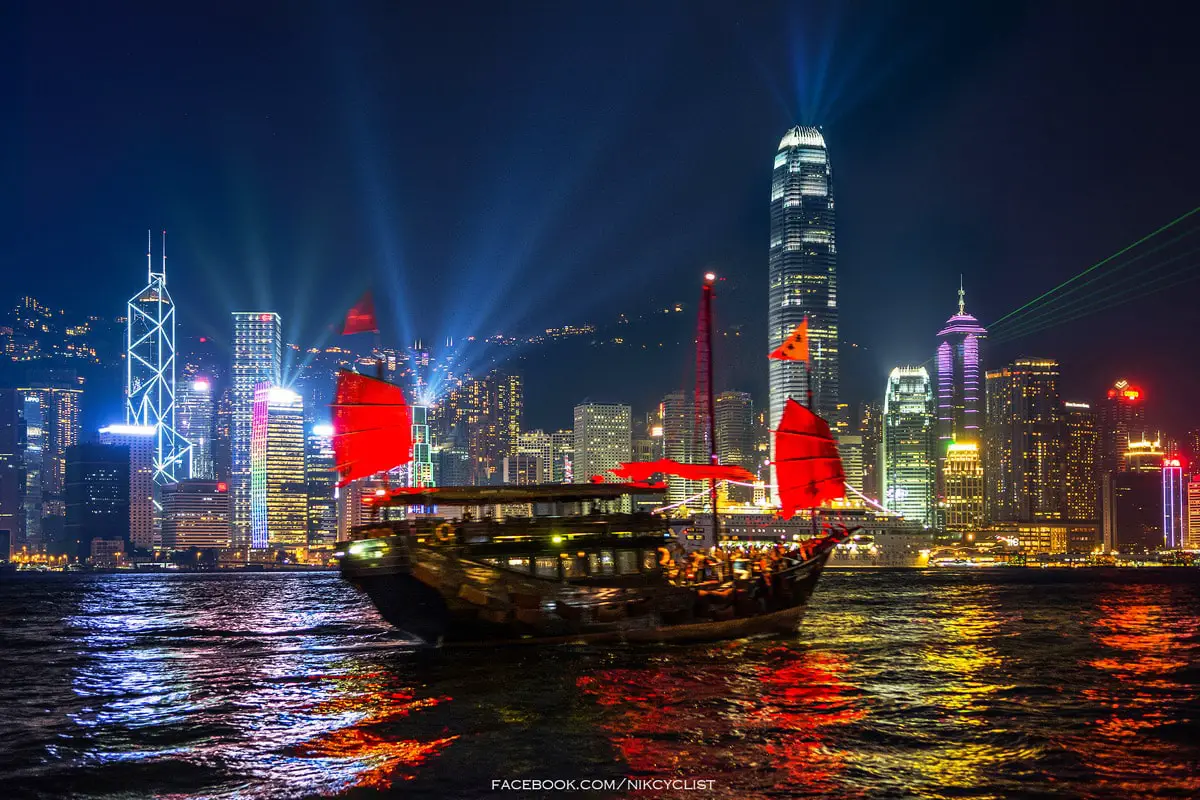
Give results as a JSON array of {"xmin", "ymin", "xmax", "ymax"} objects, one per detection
[
  {"xmin": 617, "ymin": 550, "xmax": 638, "ymax": 575},
  {"xmin": 642, "ymin": 550, "xmax": 657, "ymax": 571},
  {"xmin": 589, "ymin": 550, "xmax": 614, "ymax": 576},
  {"xmin": 563, "ymin": 556, "xmax": 585, "ymax": 578},
  {"xmin": 505, "ymin": 556, "xmax": 531, "ymax": 574},
  {"xmin": 534, "ymin": 556, "xmax": 558, "ymax": 579}
]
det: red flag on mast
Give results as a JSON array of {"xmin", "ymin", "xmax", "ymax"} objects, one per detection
[
  {"xmin": 342, "ymin": 291, "xmax": 379, "ymax": 336},
  {"xmin": 769, "ymin": 319, "xmax": 809, "ymax": 361}
]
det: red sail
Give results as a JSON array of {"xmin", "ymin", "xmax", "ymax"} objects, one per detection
[
  {"xmin": 774, "ymin": 397, "xmax": 845, "ymax": 519},
  {"xmin": 342, "ymin": 291, "xmax": 379, "ymax": 336},
  {"xmin": 609, "ymin": 458, "xmax": 756, "ymax": 484},
  {"xmin": 331, "ymin": 370, "xmax": 413, "ymax": 487}
]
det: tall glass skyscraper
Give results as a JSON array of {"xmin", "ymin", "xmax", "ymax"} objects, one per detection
[
  {"xmin": 769, "ymin": 126, "xmax": 837, "ymax": 429},
  {"xmin": 985, "ymin": 358, "xmax": 1065, "ymax": 522},
  {"xmin": 936, "ymin": 282, "xmax": 987, "ymax": 483},
  {"xmin": 231, "ymin": 312, "xmax": 282, "ymax": 548},
  {"xmin": 881, "ymin": 367, "xmax": 935, "ymax": 526}
]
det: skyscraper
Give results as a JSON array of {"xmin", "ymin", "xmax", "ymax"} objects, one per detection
[
  {"xmin": 1098, "ymin": 380, "xmax": 1146, "ymax": 475},
  {"xmin": 572, "ymin": 403, "xmax": 631, "ymax": 484},
  {"xmin": 859, "ymin": 401, "xmax": 882, "ymax": 501},
  {"xmin": 250, "ymin": 386, "xmax": 306, "ymax": 552},
  {"xmin": 97, "ymin": 424, "xmax": 155, "ymax": 551},
  {"xmin": 550, "ymin": 429, "xmax": 574, "ymax": 483},
  {"xmin": 1163, "ymin": 458, "xmax": 1184, "ymax": 549},
  {"xmin": 661, "ymin": 391, "xmax": 703, "ymax": 507},
  {"xmin": 0, "ymin": 390, "xmax": 21, "ymax": 558},
  {"xmin": 458, "ymin": 371, "xmax": 522, "ymax": 485},
  {"xmin": 1186, "ymin": 475, "xmax": 1200, "ymax": 549},
  {"xmin": 936, "ymin": 282, "xmax": 987, "ymax": 487},
  {"xmin": 768, "ymin": 126, "xmax": 838, "ymax": 430},
  {"xmin": 943, "ymin": 442, "xmax": 984, "ymax": 536},
  {"xmin": 18, "ymin": 373, "xmax": 82, "ymax": 548},
  {"xmin": 715, "ymin": 392, "xmax": 755, "ymax": 502},
  {"xmin": 231, "ymin": 312, "xmax": 282, "ymax": 547},
  {"xmin": 64, "ymin": 443, "xmax": 129, "ymax": 560},
  {"xmin": 126, "ymin": 233, "xmax": 190, "ymax": 484},
  {"xmin": 305, "ymin": 424, "xmax": 337, "ymax": 552},
  {"xmin": 1063, "ymin": 401, "xmax": 1100, "ymax": 522},
  {"xmin": 881, "ymin": 367, "xmax": 935, "ymax": 526},
  {"xmin": 985, "ymin": 358, "xmax": 1065, "ymax": 522},
  {"xmin": 177, "ymin": 375, "xmax": 215, "ymax": 479}
]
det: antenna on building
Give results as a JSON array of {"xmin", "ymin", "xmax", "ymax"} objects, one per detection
[
  {"xmin": 161, "ymin": 230, "xmax": 167, "ymax": 283},
  {"xmin": 958, "ymin": 275, "xmax": 965, "ymax": 315},
  {"xmin": 147, "ymin": 230, "xmax": 153, "ymax": 281}
]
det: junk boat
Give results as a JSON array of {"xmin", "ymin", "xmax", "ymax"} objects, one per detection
[{"xmin": 333, "ymin": 276, "xmax": 851, "ymax": 645}]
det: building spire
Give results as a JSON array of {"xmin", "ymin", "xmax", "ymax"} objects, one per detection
[
  {"xmin": 161, "ymin": 230, "xmax": 167, "ymax": 283},
  {"xmin": 147, "ymin": 229, "xmax": 153, "ymax": 281},
  {"xmin": 957, "ymin": 275, "xmax": 965, "ymax": 315}
]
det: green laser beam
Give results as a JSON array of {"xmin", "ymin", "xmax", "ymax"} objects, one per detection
[
  {"xmin": 990, "ymin": 225, "xmax": 1200, "ymax": 332},
  {"xmin": 991, "ymin": 260, "xmax": 1200, "ymax": 344},
  {"xmin": 992, "ymin": 243, "xmax": 1200, "ymax": 340},
  {"xmin": 988, "ymin": 204, "xmax": 1200, "ymax": 328}
]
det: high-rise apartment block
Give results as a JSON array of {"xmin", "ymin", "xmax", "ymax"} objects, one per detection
[
  {"xmin": 572, "ymin": 403, "xmax": 631, "ymax": 485},
  {"xmin": 250, "ymin": 386, "xmax": 305, "ymax": 551},
  {"xmin": 162, "ymin": 480, "xmax": 230, "ymax": 549},
  {"xmin": 985, "ymin": 358, "xmax": 1065, "ymax": 522},
  {"xmin": 231, "ymin": 312, "xmax": 282, "ymax": 547}
]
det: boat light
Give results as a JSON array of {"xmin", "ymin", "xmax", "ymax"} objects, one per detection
[{"xmin": 551, "ymin": 535, "xmax": 564, "ymax": 544}]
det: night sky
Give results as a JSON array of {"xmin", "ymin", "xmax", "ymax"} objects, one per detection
[{"xmin": 6, "ymin": 2, "xmax": 1200, "ymax": 432}]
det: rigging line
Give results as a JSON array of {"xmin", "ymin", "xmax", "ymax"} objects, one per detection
[
  {"xmin": 991, "ymin": 243, "xmax": 1200, "ymax": 340},
  {"xmin": 990, "ymin": 225, "xmax": 1200, "ymax": 333},
  {"xmin": 988, "ymin": 204, "xmax": 1200, "ymax": 328},
  {"xmin": 991, "ymin": 260, "xmax": 1200, "ymax": 344}
]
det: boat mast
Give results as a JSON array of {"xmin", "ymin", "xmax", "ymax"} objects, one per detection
[{"xmin": 699, "ymin": 272, "xmax": 719, "ymax": 545}]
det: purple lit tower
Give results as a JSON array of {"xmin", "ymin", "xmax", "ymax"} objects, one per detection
[{"xmin": 936, "ymin": 280, "xmax": 987, "ymax": 489}]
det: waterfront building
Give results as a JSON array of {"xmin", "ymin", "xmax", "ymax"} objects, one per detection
[
  {"xmin": 64, "ymin": 443, "xmax": 129, "ymax": 560},
  {"xmin": 1163, "ymin": 458, "xmax": 1184, "ymax": 549},
  {"xmin": 177, "ymin": 375, "xmax": 215, "ymax": 479},
  {"xmin": 988, "ymin": 521, "xmax": 1099, "ymax": 556},
  {"xmin": 1186, "ymin": 475, "xmax": 1200, "ymax": 548},
  {"xmin": 985, "ymin": 358, "xmax": 1065, "ymax": 522},
  {"xmin": 1063, "ymin": 401, "xmax": 1099, "ymax": 522},
  {"xmin": 161, "ymin": 480, "xmax": 230, "ymax": 549},
  {"xmin": 249, "ymin": 386, "xmax": 306, "ymax": 552},
  {"xmin": 17, "ymin": 374, "xmax": 82, "ymax": 531},
  {"xmin": 881, "ymin": 367, "xmax": 935, "ymax": 526},
  {"xmin": 1102, "ymin": 470, "xmax": 1163, "ymax": 553},
  {"xmin": 944, "ymin": 442, "xmax": 984, "ymax": 536},
  {"xmin": 126, "ymin": 234, "xmax": 190, "ymax": 484},
  {"xmin": 768, "ymin": 126, "xmax": 838, "ymax": 431},
  {"xmin": 572, "ymin": 403, "xmax": 631, "ymax": 484},
  {"xmin": 550, "ymin": 429, "xmax": 574, "ymax": 483},
  {"xmin": 660, "ymin": 392, "xmax": 703, "ymax": 508},
  {"xmin": 503, "ymin": 452, "xmax": 544, "ymax": 485},
  {"xmin": 230, "ymin": 312, "xmax": 282, "ymax": 547},
  {"xmin": 97, "ymin": 424, "xmax": 155, "ymax": 551},
  {"xmin": 859, "ymin": 401, "xmax": 882, "ymax": 501},
  {"xmin": 838, "ymin": 434, "xmax": 864, "ymax": 495},
  {"xmin": 305, "ymin": 424, "xmax": 337, "ymax": 550},
  {"xmin": 0, "ymin": 390, "xmax": 21, "ymax": 557},
  {"xmin": 1098, "ymin": 379, "xmax": 1146, "ymax": 475},
  {"xmin": 935, "ymin": 282, "xmax": 987, "ymax": 492}
]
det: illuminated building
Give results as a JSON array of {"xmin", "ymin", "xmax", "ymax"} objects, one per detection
[
  {"xmin": 176, "ymin": 375, "xmax": 215, "ymax": 479},
  {"xmin": 936, "ymin": 281, "xmax": 987, "ymax": 492},
  {"xmin": 550, "ymin": 429, "xmax": 574, "ymax": 483},
  {"xmin": 64, "ymin": 443, "xmax": 129, "ymax": 560},
  {"xmin": 126, "ymin": 233, "xmax": 190, "ymax": 484},
  {"xmin": 98, "ymin": 424, "xmax": 156, "ymax": 551},
  {"xmin": 455, "ymin": 370, "xmax": 522, "ymax": 485},
  {"xmin": 987, "ymin": 521, "xmax": 1097, "ymax": 555},
  {"xmin": 214, "ymin": 387, "xmax": 232, "ymax": 481},
  {"xmin": 518, "ymin": 430, "xmax": 554, "ymax": 472},
  {"xmin": 1098, "ymin": 379, "xmax": 1146, "ymax": 474},
  {"xmin": 161, "ymin": 480, "xmax": 230, "ymax": 549},
  {"xmin": 18, "ymin": 394, "xmax": 43, "ymax": 549},
  {"xmin": 18, "ymin": 375, "xmax": 82, "ymax": 522},
  {"xmin": 1063, "ymin": 401, "xmax": 1099, "ymax": 522},
  {"xmin": 859, "ymin": 401, "xmax": 882, "ymax": 500},
  {"xmin": 572, "ymin": 403, "xmax": 631, "ymax": 484},
  {"xmin": 408, "ymin": 406, "xmax": 434, "ymax": 488},
  {"xmin": 768, "ymin": 126, "xmax": 838, "ymax": 431},
  {"xmin": 306, "ymin": 424, "xmax": 337, "ymax": 550},
  {"xmin": 881, "ymin": 367, "xmax": 935, "ymax": 526},
  {"xmin": 1186, "ymin": 475, "xmax": 1200, "ymax": 549},
  {"xmin": 660, "ymin": 392, "xmax": 703, "ymax": 507},
  {"xmin": 984, "ymin": 358, "xmax": 1065, "ymax": 522},
  {"xmin": 715, "ymin": 391, "xmax": 754, "ymax": 502},
  {"xmin": 944, "ymin": 442, "xmax": 984, "ymax": 536},
  {"xmin": 503, "ymin": 453, "xmax": 544, "ymax": 485},
  {"xmin": 231, "ymin": 312, "xmax": 282, "ymax": 547},
  {"xmin": 250, "ymin": 386, "xmax": 306, "ymax": 551},
  {"xmin": 0, "ymin": 390, "xmax": 20, "ymax": 557},
  {"xmin": 1163, "ymin": 459, "xmax": 1184, "ymax": 549},
  {"xmin": 837, "ymin": 435, "xmax": 864, "ymax": 494},
  {"xmin": 1125, "ymin": 435, "xmax": 1164, "ymax": 472},
  {"xmin": 1187, "ymin": 428, "xmax": 1200, "ymax": 478}
]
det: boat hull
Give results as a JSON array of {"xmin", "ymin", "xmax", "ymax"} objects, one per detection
[{"xmin": 342, "ymin": 537, "xmax": 834, "ymax": 646}]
